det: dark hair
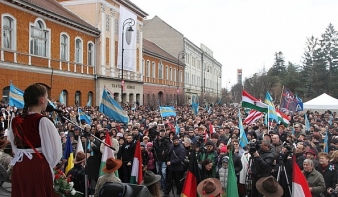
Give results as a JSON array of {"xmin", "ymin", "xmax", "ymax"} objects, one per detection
[
  {"xmin": 22, "ymin": 83, "xmax": 47, "ymax": 117},
  {"xmin": 146, "ymin": 181, "xmax": 161, "ymax": 197},
  {"xmin": 201, "ymin": 159, "xmax": 213, "ymax": 167}
]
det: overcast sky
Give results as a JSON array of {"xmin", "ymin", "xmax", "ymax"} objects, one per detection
[{"xmin": 132, "ymin": 0, "xmax": 338, "ymax": 88}]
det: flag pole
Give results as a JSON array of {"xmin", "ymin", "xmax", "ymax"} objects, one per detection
[{"xmin": 279, "ymin": 85, "xmax": 284, "ymax": 109}]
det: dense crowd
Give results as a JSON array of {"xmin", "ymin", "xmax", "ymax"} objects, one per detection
[{"xmin": 1, "ymin": 99, "xmax": 338, "ymax": 197}]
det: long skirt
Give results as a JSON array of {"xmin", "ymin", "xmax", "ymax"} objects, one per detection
[{"xmin": 11, "ymin": 154, "xmax": 55, "ymax": 197}]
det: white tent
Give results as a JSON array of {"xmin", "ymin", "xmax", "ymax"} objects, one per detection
[{"xmin": 303, "ymin": 93, "xmax": 338, "ymax": 111}]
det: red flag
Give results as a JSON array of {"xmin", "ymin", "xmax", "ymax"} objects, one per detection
[
  {"xmin": 181, "ymin": 150, "xmax": 201, "ymax": 197},
  {"xmin": 291, "ymin": 156, "xmax": 312, "ymax": 197}
]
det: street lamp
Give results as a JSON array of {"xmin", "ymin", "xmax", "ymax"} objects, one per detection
[
  {"xmin": 216, "ymin": 75, "xmax": 221, "ymax": 103},
  {"xmin": 121, "ymin": 18, "xmax": 135, "ymax": 104},
  {"xmin": 177, "ymin": 51, "xmax": 185, "ymax": 106}
]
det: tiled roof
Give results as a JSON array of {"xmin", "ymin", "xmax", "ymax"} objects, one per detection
[
  {"xmin": 143, "ymin": 39, "xmax": 179, "ymax": 64},
  {"xmin": 10, "ymin": 0, "xmax": 100, "ymax": 34}
]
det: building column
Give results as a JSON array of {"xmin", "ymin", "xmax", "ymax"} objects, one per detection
[
  {"xmin": 110, "ymin": 8, "xmax": 115, "ymax": 78},
  {"xmin": 100, "ymin": 3, "xmax": 106, "ymax": 76}
]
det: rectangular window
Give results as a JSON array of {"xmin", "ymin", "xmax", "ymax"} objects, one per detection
[
  {"xmin": 114, "ymin": 19, "xmax": 119, "ymax": 34},
  {"xmin": 152, "ymin": 62, "xmax": 156, "ymax": 78},
  {"xmin": 106, "ymin": 14, "xmax": 110, "ymax": 31}
]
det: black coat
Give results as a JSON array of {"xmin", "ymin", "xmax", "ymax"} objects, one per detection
[
  {"xmin": 153, "ymin": 138, "xmax": 171, "ymax": 162},
  {"xmin": 121, "ymin": 141, "xmax": 135, "ymax": 163},
  {"xmin": 315, "ymin": 163, "xmax": 338, "ymax": 197},
  {"xmin": 86, "ymin": 139, "xmax": 102, "ymax": 179},
  {"xmin": 167, "ymin": 143, "xmax": 185, "ymax": 171},
  {"xmin": 252, "ymin": 149, "xmax": 275, "ymax": 179}
]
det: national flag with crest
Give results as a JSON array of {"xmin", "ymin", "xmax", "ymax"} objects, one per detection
[{"xmin": 242, "ymin": 90, "xmax": 269, "ymax": 113}]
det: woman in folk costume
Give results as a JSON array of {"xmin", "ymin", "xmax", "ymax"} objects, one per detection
[{"xmin": 9, "ymin": 83, "xmax": 62, "ymax": 197}]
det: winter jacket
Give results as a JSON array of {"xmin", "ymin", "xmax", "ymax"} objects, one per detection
[
  {"xmin": 315, "ymin": 163, "xmax": 338, "ymax": 197},
  {"xmin": 167, "ymin": 143, "xmax": 185, "ymax": 171},
  {"xmin": 218, "ymin": 167, "xmax": 228, "ymax": 189},
  {"xmin": 303, "ymin": 169, "xmax": 326, "ymax": 197},
  {"xmin": 199, "ymin": 150, "xmax": 218, "ymax": 177},
  {"xmin": 147, "ymin": 150, "xmax": 156, "ymax": 170},
  {"xmin": 252, "ymin": 148, "xmax": 275, "ymax": 179}
]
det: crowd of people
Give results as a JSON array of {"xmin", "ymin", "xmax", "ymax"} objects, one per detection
[{"xmin": 0, "ymin": 84, "xmax": 338, "ymax": 197}]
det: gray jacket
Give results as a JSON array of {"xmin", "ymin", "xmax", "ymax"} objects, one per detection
[{"xmin": 303, "ymin": 169, "xmax": 326, "ymax": 197}]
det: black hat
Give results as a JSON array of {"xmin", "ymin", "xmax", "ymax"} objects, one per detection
[{"xmin": 205, "ymin": 141, "xmax": 214, "ymax": 147}]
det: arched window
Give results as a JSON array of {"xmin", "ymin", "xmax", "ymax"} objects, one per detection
[
  {"xmin": 30, "ymin": 19, "xmax": 49, "ymax": 57},
  {"xmin": 87, "ymin": 42, "xmax": 94, "ymax": 66},
  {"xmin": 60, "ymin": 90, "xmax": 68, "ymax": 105},
  {"xmin": 141, "ymin": 59, "xmax": 145, "ymax": 75},
  {"xmin": 152, "ymin": 61, "xmax": 156, "ymax": 78},
  {"xmin": 75, "ymin": 91, "xmax": 81, "ymax": 106},
  {"xmin": 146, "ymin": 60, "xmax": 150, "ymax": 77},
  {"xmin": 2, "ymin": 14, "xmax": 16, "ymax": 50},
  {"xmin": 158, "ymin": 61, "xmax": 163, "ymax": 79},
  {"xmin": 75, "ymin": 37, "xmax": 83, "ymax": 64},
  {"xmin": 60, "ymin": 33, "xmax": 69, "ymax": 61},
  {"xmin": 87, "ymin": 91, "xmax": 93, "ymax": 106},
  {"xmin": 2, "ymin": 86, "xmax": 9, "ymax": 103}
]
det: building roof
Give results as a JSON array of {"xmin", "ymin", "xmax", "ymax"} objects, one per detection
[
  {"xmin": 117, "ymin": 0, "xmax": 148, "ymax": 18},
  {"xmin": 9, "ymin": 0, "xmax": 100, "ymax": 35},
  {"xmin": 143, "ymin": 39, "xmax": 181, "ymax": 65}
]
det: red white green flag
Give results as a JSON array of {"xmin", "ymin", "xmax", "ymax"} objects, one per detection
[
  {"xmin": 99, "ymin": 131, "xmax": 114, "ymax": 176},
  {"xmin": 242, "ymin": 90, "xmax": 269, "ymax": 113},
  {"xmin": 130, "ymin": 140, "xmax": 143, "ymax": 184}
]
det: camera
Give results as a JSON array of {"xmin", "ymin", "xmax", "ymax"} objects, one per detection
[
  {"xmin": 327, "ymin": 185, "xmax": 338, "ymax": 197},
  {"xmin": 249, "ymin": 139, "xmax": 260, "ymax": 155}
]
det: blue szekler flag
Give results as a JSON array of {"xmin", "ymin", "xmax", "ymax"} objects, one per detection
[
  {"xmin": 78, "ymin": 108, "xmax": 92, "ymax": 124},
  {"xmin": 9, "ymin": 83, "xmax": 24, "ymax": 108},
  {"xmin": 86, "ymin": 98, "xmax": 92, "ymax": 107},
  {"xmin": 304, "ymin": 114, "xmax": 310, "ymax": 132},
  {"xmin": 59, "ymin": 91, "xmax": 65, "ymax": 105},
  {"xmin": 191, "ymin": 95, "xmax": 199, "ymax": 115},
  {"xmin": 238, "ymin": 109, "xmax": 249, "ymax": 148},
  {"xmin": 324, "ymin": 129, "xmax": 329, "ymax": 153},
  {"xmin": 264, "ymin": 91, "xmax": 278, "ymax": 122},
  {"xmin": 99, "ymin": 88, "xmax": 129, "ymax": 124},
  {"xmin": 160, "ymin": 106, "xmax": 176, "ymax": 117}
]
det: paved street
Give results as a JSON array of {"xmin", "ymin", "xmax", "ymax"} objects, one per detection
[
  {"xmin": 0, "ymin": 182, "xmax": 11, "ymax": 197},
  {"xmin": 0, "ymin": 182, "xmax": 181, "ymax": 197}
]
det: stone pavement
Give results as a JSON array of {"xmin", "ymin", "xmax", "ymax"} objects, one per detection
[{"xmin": 0, "ymin": 182, "xmax": 11, "ymax": 197}]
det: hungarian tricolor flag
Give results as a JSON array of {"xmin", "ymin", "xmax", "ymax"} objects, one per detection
[
  {"xmin": 276, "ymin": 109, "xmax": 290, "ymax": 126},
  {"xmin": 130, "ymin": 140, "xmax": 143, "ymax": 184},
  {"xmin": 99, "ymin": 131, "xmax": 115, "ymax": 176},
  {"xmin": 181, "ymin": 150, "xmax": 201, "ymax": 197},
  {"xmin": 242, "ymin": 90, "xmax": 269, "ymax": 113},
  {"xmin": 291, "ymin": 156, "xmax": 312, "ymax": 197}
]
